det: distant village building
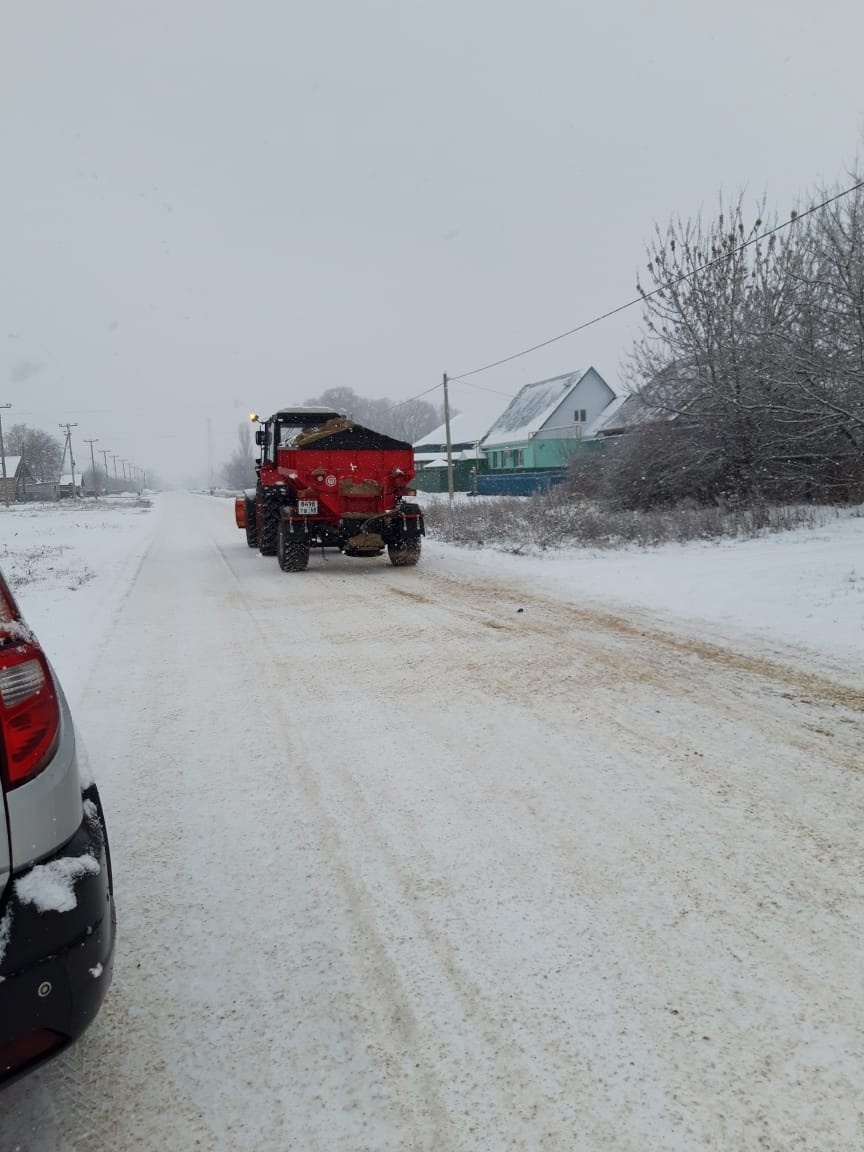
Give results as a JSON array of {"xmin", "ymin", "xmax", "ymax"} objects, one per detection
[
  {"xmin": 0, "ymin": 455, "xmax": 37, "ymax": 502},
  {"xmin": 481, "ymin": 368, "xmax": 618, "ymax": 474},
  {"xmin": 412, "ymin": 412, "xmax": 490, "ymax": 493},
  {"xmin": 57, "ymin": 473, "xmax": 83, "ymax": 499},
  {"xmin": 413, "ymin": 367, "xmax": 633, "ymax": 495}
]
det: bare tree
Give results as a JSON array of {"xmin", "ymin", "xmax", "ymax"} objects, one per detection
[
  {"xmin": 6, "ymin": 424, "xmax": 64, "ymax": 482},
  {"xmin": 784, "ymin": 176, "xmax": 864, "ymax": 460},
  {"xmin": 304, "ymin": 387, "xmax": 443, "ymax": 442},
  {"xmin": 220, "ymin": 423, "xmax": 256, "ymax": 490},
  {"xmin": 386, "ymin": 398, "xmax": 443, "ymax": 443},
  {"xmin": 81, "ymin": 467, "xmax": 107, "ymax": 494},
  {"xmin": 622, "ymin": 191, "xmax": 862, "ymax": 504},
  {"xmin": 304, "ymin": 387, "xmax": 358, "ymax": 417},
  {"xmin": 623, "ymin": 166, "xmax": 864, "ymax": 506}
]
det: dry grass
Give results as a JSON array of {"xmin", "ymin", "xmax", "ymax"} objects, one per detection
[{"xmin": 422, "ymin": 493, "xmax": 827, "ymax": 553}]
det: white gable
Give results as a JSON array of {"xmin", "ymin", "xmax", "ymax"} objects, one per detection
[{"xmin": 540, "ymin": 368, "xmax": 616, "ymax": 432}]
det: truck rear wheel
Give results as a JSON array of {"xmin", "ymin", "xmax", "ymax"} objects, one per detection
[
  {"xmin": 278, "ymin": 523, "xmax": 310, "ymax": 572},
  {"xmin": 388, "ymin": 539, "xmax": 421, "ymax": 567},
  {"xmin": 259, "ymin": 490, "xmax": 280, "ymax": 556},
  {"xmin": 245, "ymin": 498, "xmax": 258, "ymax": 548}
]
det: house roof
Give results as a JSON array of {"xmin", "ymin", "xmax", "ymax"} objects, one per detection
[
  {"xmin": 593, "ymin": 362, "xmax": 691, "ymax": 436},
  {"xmin": 414, "ymin": 411, "xmax": 494, "ymax": 449},
  {"xmin": 419, "ymin": 447, "xmax": 485, "ymax": 467},
  {"xmin": 426, "ymin": 449, "xmax": 488, "ymax": 467},
  {"xmin": 591, "ymin": 393, "xmax": 655, "ymax": 435},
  {"xmin": 1, "ymin": 456, "xmax": 22, "ymax": 477},
  {"xmin": 482, "ymin": 369, "xmax": 592, "ymax": 445}
]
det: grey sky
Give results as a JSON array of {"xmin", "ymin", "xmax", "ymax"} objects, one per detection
[{"xmin": 2, "ymin": 0, "xmax": 862, "ymax": 482}]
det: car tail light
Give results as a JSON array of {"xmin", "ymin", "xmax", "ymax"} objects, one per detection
[
  {"xmin": 0, "ymin": 574, "xmax": 61, "ymax": 790},
  {"xmin": 0, "ymin": 1029, "xmax": 66, "ymax": 1082}
]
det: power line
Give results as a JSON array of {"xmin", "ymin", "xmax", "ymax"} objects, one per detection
[
  {"xmin": 385, "ymin": 383, "xmax": 443, "ymax": 412},
  {"xmin": 386, "ymin": 376, "xmax": 516, "ymax": 415},
  {"xmin": 450, "ymin": 177, "xmax": 864, "ymax": 381},
  {"xmin": 457, "ymin": 378, "xmax": 519, "ymax": 398}
]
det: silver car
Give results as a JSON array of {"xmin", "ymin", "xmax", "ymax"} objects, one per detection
[{"xmin": 0, "ymin": 568, "xmax": 115, "ymax": 1085}]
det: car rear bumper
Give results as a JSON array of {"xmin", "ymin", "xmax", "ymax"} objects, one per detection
[{"xmin": 0, "ymin": 784, "xmax": 115, "ymax": 1086}]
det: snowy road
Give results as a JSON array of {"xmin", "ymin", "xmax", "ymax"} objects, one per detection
[{"xmin": 3, "ymin": 493, "xmax": 863, "ymax": 1151}]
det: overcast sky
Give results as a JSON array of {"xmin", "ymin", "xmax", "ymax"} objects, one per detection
[{"xmin": 1, "ymin": 0, "xmax": 862, "ymax": 483}]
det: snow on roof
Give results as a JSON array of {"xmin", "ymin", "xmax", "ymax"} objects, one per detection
[
  {"xmin": 583, "ymin": 394, "xmax": 630, "ymax": 436},
  {"xmin": 592, "ymin": 392, "xmax": 673, "ymax": 435},
  {"xmin": 59, "ymin": 474, "xmax": 79, "ymax": 486},
  {"xmin": 413, "ymin": 411, "xmax": 494, "ymax": 448},
  {"xmin": 482, "ymin": 370, "xmax": 588, "ymax": 445},
  {"xmin": 418, "ymin": 447, "xmax": 485, "ymax": 468},
  {"xmin": 1, "ymin": 456, "xmax": 22, "ymax": 476}
]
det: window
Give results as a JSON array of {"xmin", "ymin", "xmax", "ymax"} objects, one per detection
[
  {"xmin": 574, "ymin": 409, "xmax": 587, "ymax": 423},
  {"xmin": 498, "ymin": 448, "xmax": 524, "ymax": 469}
]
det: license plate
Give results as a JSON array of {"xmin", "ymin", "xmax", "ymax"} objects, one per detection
[{"xmin": 298, "ymin": 499, "xmax": 318, "ymax": 515}]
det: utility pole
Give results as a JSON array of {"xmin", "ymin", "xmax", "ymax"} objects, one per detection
[
  {"xmin": 442, "ymin": 373, "xmax": 454, "ymax": 503},
  {"xmin": 206, "ymin": 416, "xmax": 213, "ymax": 491},
  {"xmin": 0, "ymin": 403, "xmax": 10, "ymax": 507},
  {"xmin": 121, "ymin": 459, "xmax": 127, "ymax": 481},
  {"xmin": 58, "ymin": 423, "xmax": 79, "ymax": 498},
  {"xmin": 111, "ymin": 455, "xmax": 119, "ymax": 481},
  {"xmin": 100, "ymin": 448, "xmax": 111, "ymax": 491},
  {"xmin": 84, "ymin": 438, "xmax": 98, "ymax": 497}
]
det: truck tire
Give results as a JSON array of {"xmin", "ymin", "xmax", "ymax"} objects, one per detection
[
  {"xmin": 278, "ymin": 523, "xmax": 310, "ymax": 572},
  {"xmin": 259, "ymin": 490, "xmax": 280, "ymax": 556},
  {"xmin": 388, "ymin": 539, "xmax": 421, "ymax": 567},
  {"xmin": 245, "ymin": 498, "xmax": 258, "ymax": 548}
]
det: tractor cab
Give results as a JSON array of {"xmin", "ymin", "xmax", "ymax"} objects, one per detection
[{"xmin": 255, "ymin": 407, "xmax": 344, "ymax": 465}]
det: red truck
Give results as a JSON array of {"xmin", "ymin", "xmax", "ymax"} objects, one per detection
[{"xmin": 235, "ymin": 407, "xmax": 425, "ymax": 571}]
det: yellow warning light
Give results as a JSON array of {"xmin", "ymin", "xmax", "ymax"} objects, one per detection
[{"xmin": 249, "ymin": 412, "xmax": 259, "ymax": 422}]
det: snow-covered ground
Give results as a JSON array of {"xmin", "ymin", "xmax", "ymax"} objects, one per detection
[
  {"xmin": 0, "ymin": 493, "xmax": 862, "ymax": 1151},
  {"xmin": 5, "ymin": 495, "xmax": 861, "ymax": 695},
  {"xmin": 425, "ymin": 507, "xmax": 864, "ymax": 676},
  {"xmin": 0, "ymin": 495, "xmax": 160, "ymax": 707}
]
